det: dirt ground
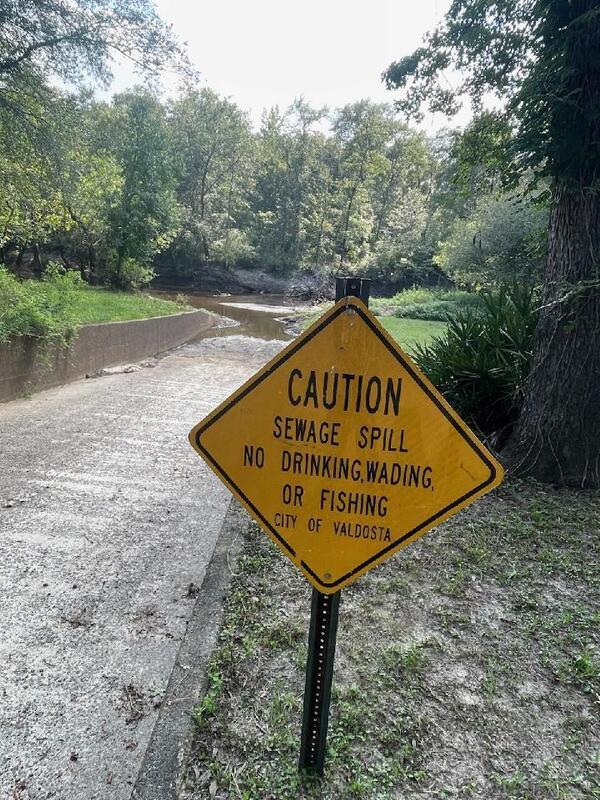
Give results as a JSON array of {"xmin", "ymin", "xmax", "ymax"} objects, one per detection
[{"xmin": 179, "ymin": 481, "xmax": 599, "ymax": 800}]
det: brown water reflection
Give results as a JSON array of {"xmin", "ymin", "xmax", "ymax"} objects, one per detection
[{"xmin": 155, "ymin": 292, "xmax": 304, "ymax": 341}]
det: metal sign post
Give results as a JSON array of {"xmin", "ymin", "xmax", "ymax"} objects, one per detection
[
  {"xmin": 298, "ymin": 589, "xmax": 340, "ymax": 774},
  {"xmin": 298, "ymin": 277, "xmax": 370, "ymax": 776}
]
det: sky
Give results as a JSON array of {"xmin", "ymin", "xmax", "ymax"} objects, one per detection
[{"xmin": 111, "ymin": 0, "xmax": 471, "ymax": 131}]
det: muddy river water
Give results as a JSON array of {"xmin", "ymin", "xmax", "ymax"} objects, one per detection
[{"xmin": 157, "ymin": 292, "xmax": 306, "ymax": 342}]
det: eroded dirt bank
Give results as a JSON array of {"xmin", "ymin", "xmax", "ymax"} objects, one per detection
[{"xmin": 153, "ymin": 263, "xmax": 447, "ymax": 299}]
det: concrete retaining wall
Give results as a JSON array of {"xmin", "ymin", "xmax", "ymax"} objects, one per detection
[{"xmin": 0, "ymin": 309, "xmax": 213, "ymax": 403}]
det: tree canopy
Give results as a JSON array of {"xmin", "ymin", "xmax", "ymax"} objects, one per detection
[
  {"xmin": 384, "ymin": 0, "xmax": 600, "ymax": 188},
  {"xmin": 0, "ymin": 0, "xmax": 187, "ymax": 86},
  {"xmin": 386, "ymin": 0, "xmax": 600, "ymax": 487}
]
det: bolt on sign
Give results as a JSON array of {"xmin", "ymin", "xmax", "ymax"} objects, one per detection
[{"xmin": 189, "ymin": 295, "xmax": 504, "ymax": 593}]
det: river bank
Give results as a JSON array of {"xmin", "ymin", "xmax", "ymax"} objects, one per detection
[
  {"xmin": 153, "ymin": 292, "xmax": 447, "ymax": 352},
  {"xmin": 152, "ymin": 263, "xmax": 449, "ymax": 300},
  {"xmin": 0, "ymin": 309, "xmax": 214, "ymax": 403},
  {"xmin": 1, "ymin": 281, "xmax": 448, "ymax": 404}
]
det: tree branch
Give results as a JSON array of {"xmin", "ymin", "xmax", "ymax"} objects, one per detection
[{"xmin": 0, "ymin": 31, "xmax": 88, "ymax": 74}]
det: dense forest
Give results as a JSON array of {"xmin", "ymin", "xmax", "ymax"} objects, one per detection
[
  {"xmin": 0, "ymin": 49, "xmax": 547, "ymax": 291},
  {"xmin": 2, "ymin": 85, "xmax": 548, "ymax": 290}
]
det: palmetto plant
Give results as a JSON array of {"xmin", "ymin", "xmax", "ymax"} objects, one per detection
[{"xmin": 414, "ymin": 285, "xmax": 539, "ymax": 444}]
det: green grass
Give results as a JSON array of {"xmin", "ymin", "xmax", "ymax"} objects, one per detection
[
  {"xmin": 0, "ymin": 265, "xmax": 189, "ymax": 345},
  {"xmin": 380, "ymin": 316, "xmax": 446, "ymax": 351},
  {"xmin": 191, "ymin": 660, "xmax": 223, "ymax": 727},
  {"xmin": 300, "ymin": 304, "xmax": 445, "ymax": 352},
  {"xmin": 69, "ymin": 287, "xmax": 189, "ymax": 324}
]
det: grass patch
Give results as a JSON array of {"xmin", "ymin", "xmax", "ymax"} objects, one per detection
[
  {"xmin": 191, "ymin": 660, "xmax": 223, "ymax": 727},
  {"xmin": 0, "ymin": 264, "xmax": 81, "ymax": 344},
  {"xmin": 0, "ymin": 265, "xmax": 189, "ymax": 345},
  {"xmin": 68, "ymin": 286, "xmax": 189, "ymax": 324},
  {"xmin": 180, "ymin": 482, "xmax": 600, "ymax": 800},
  {"xmin": 379, "ymin": 316, "xmax": 446, "ymax": 352},
  {"xmin": 299, "ymin": 303, "xmax": 445, "ymax": 352}
]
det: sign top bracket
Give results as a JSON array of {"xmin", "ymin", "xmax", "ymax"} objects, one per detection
[{"xmin": 335, "ymin": 276, "xmax": 370, "ymax": 304}]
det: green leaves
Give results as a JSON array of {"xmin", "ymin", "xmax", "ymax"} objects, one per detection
[
  {"xmin": 414, "ymin": 285, "xmax": 539, "ymax": 440},
  {"xmin": 167, "ymin": 89, "xmax": 254, "ymax": 270},
  {"xmin": 385, "ymin": 0, "xmax": 600, "ymax": 188},
  {"xmin": 245, "ymin": 98, "xmax": 439, "ymax": 276},
  {"xmin": 435, "ymin": 190, "xmax": 549, "ymax": 287},
  {"xmin": 0, "ymin": 263, "xmax": 81, "ymax": 344},
  {"xmin": 98, "ymin": 91, "xmax": 182, "ymax": 287},
  {"xmin": 0, "ymin": 0, "xmax": 189, "ymax": 86}
]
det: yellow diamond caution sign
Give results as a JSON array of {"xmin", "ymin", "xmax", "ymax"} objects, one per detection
[{"xmin": 189, "ymin": 296, "xmax": 504, "ymax": 593}]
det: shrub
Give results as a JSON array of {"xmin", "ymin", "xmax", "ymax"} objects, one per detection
[
  {"xmin": 115, "ymin": 257, "xmax": 155, "ymax": 290},
  {"xmin": 371, "ymin": 287, "xmax": 482, "ymax": 321},
  {"xmin": 0, "ymin": 264, "xmax": 81, "ymax": 345},
  {"xmin": 435, "ymin": 192, "xmax": 549, "ymax": 288},
  {"xmin": 413, "ymin": 286, "xmax": 539, "ymax": 442},
  {"xmin": 120, "ymin": 258, "xmax": 155, "ymax": 289}
]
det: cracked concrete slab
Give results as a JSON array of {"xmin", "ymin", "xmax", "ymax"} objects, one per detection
[{"xmin": 0, "ymin": 335, "xmax": 284, "ymax": 800}]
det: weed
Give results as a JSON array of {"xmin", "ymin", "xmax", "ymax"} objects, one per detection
[
  {"xmin": 492, "ymin": 769, "xmax": 526, "ymax": 792},
  {"xmin": 557, "ymin": 649, "xmax": 599, "ymax": 695},
  {"xmin": 371, "ymin": 287, "xmax": 481, "ymax": 321},
  {"xmin": 381, "ymin": 642, "xmax": 428, "ymax": 676},
  {"xmin": 268, "ymin": 691, "xmax": 300, "ymax": 727},
  {"xmin": 260, "ymin": 619, "xmax": 305, "ymax": 652},
  {"xmin": 436, "ymin": 606, "xmax": 470, "ymax": 631},
  {"xmin": 481, "ymin": 657, "xmax": 508, "ymax": 697},
  {"xmin": 447, "ymin": 558, "xmax": 469, "ymax": 596},
  {"xmin": 191, "ymin": 662, "xmax": 223, "ymax": 727}
]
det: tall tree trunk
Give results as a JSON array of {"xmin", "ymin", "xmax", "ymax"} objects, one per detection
[
  {"xmin": 32, "ymin": 242, "xmax": 43, "ymax": 276},
  {"xmin": 508, "ymin": 181, "xmax": 600, "ymax": 487},
  {"xmin": 224, "ymin": 166, "xmax": 235, "ymax": 268},
  {"xmin": 199, "ymin": 142, "xmax": 216, "ymax": 263},
  {"xmin": 339, "ymin": 173, "xmax": 361, "ymax": 268},
  {"xmin": 87, "ymin": 244, "xmax": 97, "ymax": 283},
  {"xmin": 313, "ymin": 197, "xmax": 326, "ymax": 270},
  {"xmin": 371, "ymin": 156, "xmax": 400, "ymax": 247}
]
